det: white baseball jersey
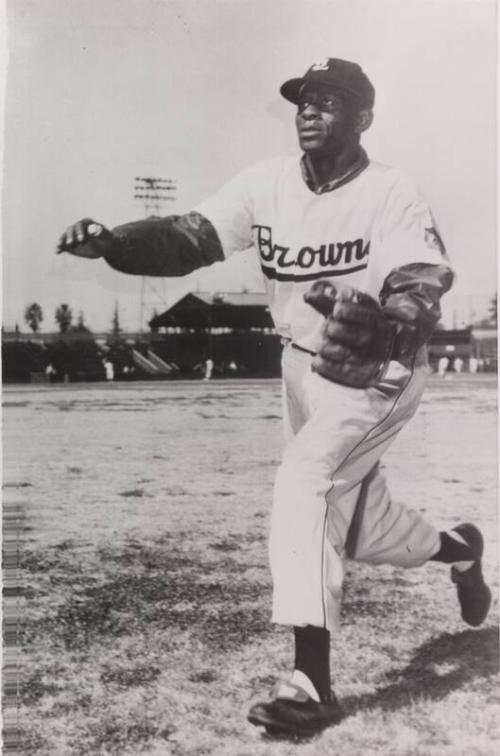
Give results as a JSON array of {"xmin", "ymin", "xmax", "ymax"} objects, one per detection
[
  {"xmin": 196, "ymin": 154, "xmax": 451, "ymax": 632},
  {"xmin": 196, "ymin": 156, "xmax": 450, "ymax": 352}
]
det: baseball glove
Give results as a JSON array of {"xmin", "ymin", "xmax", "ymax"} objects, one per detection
[{"xmin": 304, "ymin": 282, "xmax": 395, "ymax": 388}]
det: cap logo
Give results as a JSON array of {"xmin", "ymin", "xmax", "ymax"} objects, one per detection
[{"xmin": 311, "ymin": 58, "xmax": 331, "ymax": 71}]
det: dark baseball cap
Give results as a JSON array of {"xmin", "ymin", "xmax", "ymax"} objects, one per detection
[{"xmin": 280, "ymin": 58, "xmax": 375, "ymax": 110}]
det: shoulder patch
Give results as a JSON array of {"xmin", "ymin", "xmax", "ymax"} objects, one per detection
[{"xmin": 424, "ymin": 227, "xmax": 446, "ymax": 257}]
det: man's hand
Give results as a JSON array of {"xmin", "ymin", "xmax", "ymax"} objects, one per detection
[{"xmin": 56, "ymin": 218, "xmax": 115, "ymax": 258}]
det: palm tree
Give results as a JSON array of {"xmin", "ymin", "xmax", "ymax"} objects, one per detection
[
  {"xmin": 24, "ymin": 302, "xmax": 43, "ymax": 333},
  {"xmin": 55, "ymin": 304, "xmax": 73, "ymax": 333}
]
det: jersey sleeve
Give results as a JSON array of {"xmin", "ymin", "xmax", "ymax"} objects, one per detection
[
  {"xmin": 194, "ymin": 166, "xmax": 256, "ymax": 258},
  {"xmin": 371, "ymin": 174, "xmax": 454, "ymax": 360},
  {"xmin": 105, "ymin": 212, "xmax": 224, "ymax": 277},
  {"xmin": 371, "ymin": 173, "xmax": 452, "ymax": 283}
]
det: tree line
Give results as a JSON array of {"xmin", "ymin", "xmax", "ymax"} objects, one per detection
[
  {"xmin": 23, "ymin": 303, "xmax": 123, "ymax": 335},
  {"xmin": 23, "ymin": 293, "xmax": 498, "ymax": 336}
]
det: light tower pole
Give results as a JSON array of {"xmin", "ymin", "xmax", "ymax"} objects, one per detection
[{"xmin": 134, "ymin": 176, "xmax": 177, "ymax": 332}]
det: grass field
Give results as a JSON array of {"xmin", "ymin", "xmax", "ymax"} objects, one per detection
[{"xmin": 3, "ymin": 374, "xmax": 499, "ymax": 755}]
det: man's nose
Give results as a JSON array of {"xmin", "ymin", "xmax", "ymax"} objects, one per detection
[{"xmin": 300, "ymin": 104, "xmax": 321, "ymax": 119}]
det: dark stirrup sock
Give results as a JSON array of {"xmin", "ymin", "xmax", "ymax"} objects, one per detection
[
  {"xmin": 293, "ymin": 625, "xmax": 331, "ymax": 703},
  {"xmin": 430, "ymin": 531, "xmax": 475, "ymax": 563}
]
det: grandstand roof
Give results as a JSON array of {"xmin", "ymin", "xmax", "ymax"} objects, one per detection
[{"xmin": 149, "ymin": 292, "xmax": 274, "ymax": 330}]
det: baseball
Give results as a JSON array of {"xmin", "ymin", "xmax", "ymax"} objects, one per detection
[{"xmin": 88, "ymin": 223, "xmax": 103, "ymax": 237}]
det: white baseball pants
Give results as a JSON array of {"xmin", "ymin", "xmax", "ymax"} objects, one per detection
[{"xmin": 270, "ymin": 344, "xmax": 440, "ymax": 631}]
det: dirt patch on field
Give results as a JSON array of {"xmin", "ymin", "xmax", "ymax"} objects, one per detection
[
  {"xmin": 23, "ymin": 536, "xmax": 272, "ymax": 654},
  {"xmin": 4, "ymin": 377, "xmax": 499, "ymax": 756}
]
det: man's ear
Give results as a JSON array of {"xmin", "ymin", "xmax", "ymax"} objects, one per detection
[{"xmin": 355, "ymin": 109, "xmax": 374, "ymax": 134}]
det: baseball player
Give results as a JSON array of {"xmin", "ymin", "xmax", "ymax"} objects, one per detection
[{"xmin": 57, "ymin": 57, "xmax": 491, "ymax": 738}]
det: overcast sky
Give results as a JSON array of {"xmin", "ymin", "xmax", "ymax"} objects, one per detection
[{"xmin": 2, "ymin": 0, "xmax": 497, "ymax": 332}]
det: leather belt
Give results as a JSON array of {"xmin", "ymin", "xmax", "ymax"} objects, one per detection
[{"xmin": 291, "ymin": 342, "xmax": 316, "ymax": 357}]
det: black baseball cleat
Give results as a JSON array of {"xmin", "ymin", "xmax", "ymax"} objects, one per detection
[
  {"xmin": 451, "ymin": 523, "xmax": 491, "ymax": 627},
  {"xmin": 248, "ymin": 681, "xmax": 343, "ymax": 738}
]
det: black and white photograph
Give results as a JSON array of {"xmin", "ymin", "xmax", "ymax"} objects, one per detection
[{"xmin": 2, "ymin": 0, "xmax": 498, "ymax": 754}]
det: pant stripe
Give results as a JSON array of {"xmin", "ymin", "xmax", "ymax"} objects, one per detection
[
  {"xmin": 320, "ymin": 499, "xmax": 329, "ymax": 628},
  {"xmin": 318, "ymin": 363, "xmax": 417, "ymax": 628},
  {"xmin": 330, "ymin": 367, "xmax": 415, "ymax": 483}
]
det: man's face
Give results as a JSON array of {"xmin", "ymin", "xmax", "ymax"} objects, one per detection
[{"xmin": 295, "ymin": 84, "xmax": 359, "ymax": 156}]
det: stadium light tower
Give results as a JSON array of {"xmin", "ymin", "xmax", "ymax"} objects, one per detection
[{"xmin": 134, "ymin": 176, "xmax": 177, "ymax": 331}]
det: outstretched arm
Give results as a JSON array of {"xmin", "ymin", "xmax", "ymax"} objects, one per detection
[{"xmin": 56, "ymin": 211, "xmax": 224, "ymax": 277}]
